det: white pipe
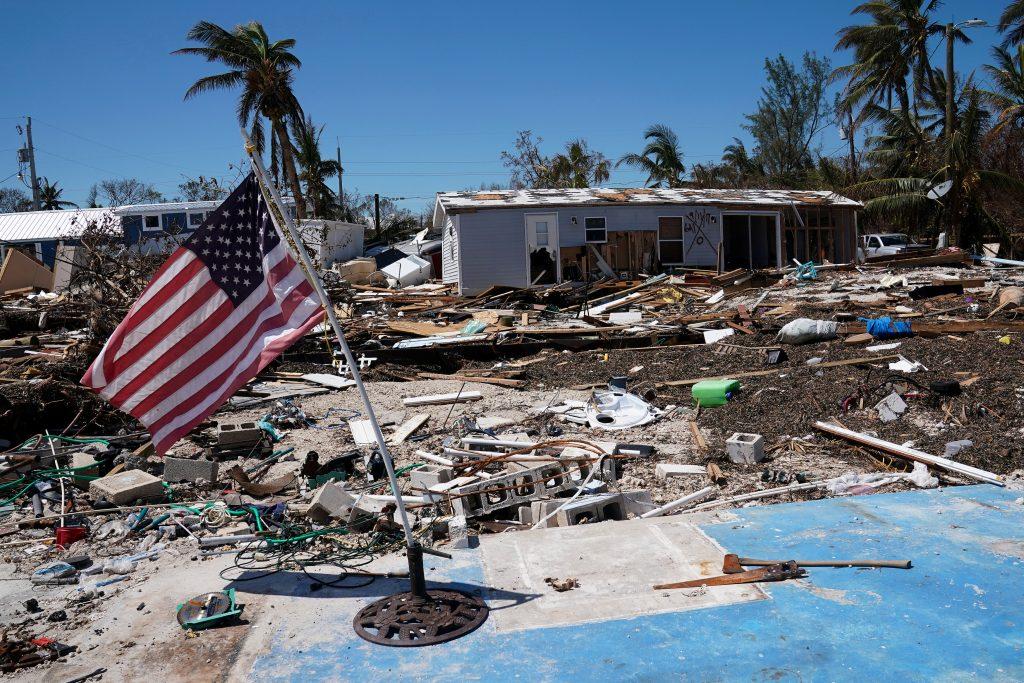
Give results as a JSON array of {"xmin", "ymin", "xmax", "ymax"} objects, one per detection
[
  {"xmin": 244, "ymin": 133, "xmax": 416, "ymax": 545},
  {"xmin": 688, "ymin": 481, "xmax": 825, "ymax": 512},
  {"xmin": 416, "ymin": 451, "xmax": 454, "ymax": 467},
  {"xmin": 814, "ymin": 421, "xmax": 1003, "ymax": 485},
  {"xmin": 640, "ymin": 486, "xmax": 717, "ymax": 518}
]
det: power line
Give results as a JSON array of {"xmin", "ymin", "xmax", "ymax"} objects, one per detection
[{"xmin": 32, "ymin": 118, "xmax": 205, "ymax": 174}]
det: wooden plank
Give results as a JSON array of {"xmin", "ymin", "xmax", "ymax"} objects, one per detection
[
  {"xmin": 658, "ymin": 354, "xmax": 901, "ymax": 387},
  {"xmin": 389, "ymin": 414, "xmax": 429, "ymax": 445},
  {"xmin": 403, "ymin": 391, "xmax": 483, "ymax": 406},
  {"xmin": 417, "ymin": 372, "xmax": 524, "ymax": 388}
]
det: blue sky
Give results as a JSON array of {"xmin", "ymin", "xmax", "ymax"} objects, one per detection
[{"xmin": 1, "ymin": 0, "xmax": 1009, "ymax": 211}]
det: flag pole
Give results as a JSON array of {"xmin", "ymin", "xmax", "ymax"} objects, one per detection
[{"xmin": 241, "ymin": 134, "xmax": 419, "ymax": 551}]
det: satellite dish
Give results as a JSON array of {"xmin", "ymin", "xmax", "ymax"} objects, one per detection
[{"xmin": 927, "ymin": 180, "xmax": 953, "ymax": 199}]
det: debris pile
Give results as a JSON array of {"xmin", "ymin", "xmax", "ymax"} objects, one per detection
[{"xmin": 3, "ymin": 250, "xmax": 1024, "ymax": 667}]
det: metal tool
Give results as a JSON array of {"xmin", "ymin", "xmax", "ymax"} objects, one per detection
[
  {"xmin": 653, "ymin": 561, "xmax": 807, "ymax": 590},
  {"xmin": 722, "ymin": 553, "xmax": 912, "ymax": 574}
]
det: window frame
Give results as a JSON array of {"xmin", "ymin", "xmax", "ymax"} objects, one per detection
[
  {"xmin": 583, "ymin": 216, "xmax": 607, "ymax": 244},
  {"xmin": 657, "ymin": 215, "xmax": 686, "ymax": 265},
  {"xmin": 188, "ymin": 212, "xmax": 206, "ymax": 228},
  {"xmin": 142, "ymin": 214, "xmax": 161, "ymax": 231}
]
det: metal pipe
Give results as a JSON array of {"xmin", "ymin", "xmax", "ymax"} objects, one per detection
[{"xmin": 243, "ymin": 131, "xmax": 417, "ymax": 548}]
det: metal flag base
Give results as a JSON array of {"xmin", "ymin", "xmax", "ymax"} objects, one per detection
[{"xmin": 353, "ymin": 544, "xmax": 489, "ymax": 647}]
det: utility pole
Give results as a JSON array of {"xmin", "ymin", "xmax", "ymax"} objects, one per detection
[
  {"xmin": 373, "ymin": 193, "xmax": 380, "ymax": 241},
  {"xmin": 25, "ymin": 116, "xmax": 40, "ymax": 210},
  {"xmin": 847, "ymin": 108, "xmax": 856, "ymax": 182},
  {"xmin": 945, "ymin": 22, "xmax": 958, "ymax": 246},
  {"xmin": 336, "ymin": 140, "xmax": 344, "ymax": 220}
]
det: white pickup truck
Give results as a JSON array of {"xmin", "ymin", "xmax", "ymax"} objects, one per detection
[{"xmin": 858, "ymin": 233, "xmax": 930, "ymax": 261}]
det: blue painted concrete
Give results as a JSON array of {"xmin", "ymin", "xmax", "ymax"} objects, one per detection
[{"xmin": 246, "ymin": 486, "xmax": 1024, "ymax": 681}]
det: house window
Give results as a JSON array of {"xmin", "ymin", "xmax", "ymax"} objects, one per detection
[
  {"xmin": 584, "ymin": 217, "xmax": 607, "ymax": 243},
  {"xmin": 658, "ymin": 216, "xmax": 684, "ymax": 264},
  {"xmin": 188, "ymin": 212, "xmax": 206, "ymax": 228},
  {"xmin": 143, "ymin": 215, "xmax": 160, "ymax": 231},
  {"xmin": 535, "ymin": 221, "xmax": 549, "ymax": 246}
]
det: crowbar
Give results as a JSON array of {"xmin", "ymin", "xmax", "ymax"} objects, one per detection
[{"xmin": 722, "ymin": 553, "xmax": 911, "ymax": 574}]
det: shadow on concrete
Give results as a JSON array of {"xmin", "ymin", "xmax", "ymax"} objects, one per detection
[{"xmin": 224, "ymin": 570, "xmax": 541, "ymax": 612}]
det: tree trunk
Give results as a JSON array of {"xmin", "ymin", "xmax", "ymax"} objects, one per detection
[{"xmin": 272, "ymin": 118, "xmax": 306, "ymax": 219}]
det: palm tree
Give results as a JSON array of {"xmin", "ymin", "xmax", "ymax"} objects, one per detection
[
  {"xmin": 983, "ymin": 44, "xmax": 1024, "ymax": 133},
  {"xmin": 854, "ymin": 88, "xmax": 1024, "ymax": 247},
  {"xmin": 291, "ymin": 115, "xmax": 341, "ymax": 218},
  {"xmin": 616, "ymin": 125, "xmax": 686, "ymax": 187},
  {"xmin": 38, "ymin": 178, "xmax": 77, "ymax": 210},
  {"xmin": 547, "ymin": 139, "xmax": 610, "ymax": 188},
  {"xmin": 174, "ymin": 21, "xmax": 307, "ymax": 218},
  {"xmin": 999, "ymin": 0, "xmax": 1024, "ymax": 47},
  {"xmin": 834, "ymin": 1, "xmax": 960, "ymax": 119}
]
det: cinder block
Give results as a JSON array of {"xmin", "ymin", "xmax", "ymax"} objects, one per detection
[
  {"xmin": 529, "ymin": 499, "xmax": 567, "ymax": 528},
  {"xmin": 307, "ymin": 482, "xmax": 353, "ymax": 523},
  {"xmin": 217, "ymin": 421, "xmax": 263, "ymax": 448},
  {"xmin": 726, "ymin": 432, "xmax": 765, "ymax": 464},
  {"xmin": 409, "ymin": 464, "xmax": 452, "ymax": 492},
  {"xmin": 451, "ymin": 460, "xmax": 587, "ymax": 518},
  {"xmin": 90, "ymin": 470, "xmax": 164, "ymax": 505},
  {"xmin": 70, "ymin": 451, "xmax": 101, "ymax": 489},
  {"xmin": 655, "ymin": 463, "xmax": 705, "ymax": 480},
  {"xmin": 554, "ymin": 493, "xmax": 625, "ymax": 527},
  {"xmin": 448, "ymin": 515, "xmax": 470, "ymax": 549},
  {"xmin": 163, "ymin": 457, "xmax": 219, "ymax": 484}
]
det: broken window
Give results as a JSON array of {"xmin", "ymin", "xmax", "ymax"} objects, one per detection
[
  {"xmin": 658, "ymin": 217, "xmax": 684, "ymax": 264},
  {"xmin": 584, "ymin": 217, "xmax": 607, "ymax": 243},
  {"xmin": 143, "ymin": 215, "xmax": 160, "ymax": 230}
]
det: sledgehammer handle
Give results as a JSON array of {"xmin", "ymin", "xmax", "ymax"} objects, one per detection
[{"xmin": 740, "ymin": 557, "xmax": 912, "ymax": 569}]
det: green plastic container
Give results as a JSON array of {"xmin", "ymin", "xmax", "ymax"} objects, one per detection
[{"xmin": 691, "ymin": 379, "xmax": 740, "ymax": 407}]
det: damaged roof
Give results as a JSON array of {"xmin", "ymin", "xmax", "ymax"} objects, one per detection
[
  {"xmin": 435, "ymin": 187, "xmax": 862, "ymax": 213},
  {"xmin": 0, "ymin": 208, "xmax": 114, "ymax": 243}
]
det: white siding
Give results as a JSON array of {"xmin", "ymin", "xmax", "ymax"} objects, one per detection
[{"xmin": 441, "ymin": 215, "xmax": 460, "ymax": 285}]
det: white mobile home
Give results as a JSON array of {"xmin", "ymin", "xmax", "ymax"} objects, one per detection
[{"xmin": 433, "ymin": 187, "xmax": 862, "ymax": 295}]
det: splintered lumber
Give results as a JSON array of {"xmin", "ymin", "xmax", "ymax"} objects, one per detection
[
  {"xmin": 417, "ymin": 372, "xmax": 524, "ymax": 388},
  {"xmin": 403, "ymin": 390, "xmax": 483, "ymax": 407},
  {"xmin": 658, "ymin": 354, "xmax": 900, "ymax": 387},
  {"xmin": 389, "ymin": 414, "xmax": 429, "ymax": 444},
  {"xmin": 814, "ymin": 421, "xmax": 1003, "ymax": 485},
  {"xmin": 687, "ymin": 481, "xmax": 826, "ymax": 512}
]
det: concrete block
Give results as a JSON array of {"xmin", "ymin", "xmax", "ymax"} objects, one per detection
[
  {"xmin": 163, "ymin": 457, "xmax": 219, "ymax": 484},
  {"xmin": 517, "ymin": 504, "xmax": 534, "ymax": 526},
  {"xmin": 307, "ymin": 482, "xmax": 352, "ymax": 523},
  {"xmin": 217, "ymin": 421, "xmax": 263, "ymax": 448},
  {"xmin": 655, "ymin": 463, "xmax": 706, "ymax": 480},
  {"xmin": 409, "ymin": 464, "xmax": 452, "ymax": 492},
  {"xmin": 448, "ymin": 515, "xmax": 470, "ymax": 549},
  {"xmin": 221, "ymin": 522, "xmax": 252, "ymax": 536},
  {"xmin": 554, "ymin": 493, "xmax": 625, "ymax": 527},
  {"xmin": 90, "ymin": 470, "xmax": 164, "ymax": 505},
  {"xmin": 70, "ymin": 451, "xmax": 101, "ymax": 488},
  {"xmin": 529, "ymin": 499, "xmax": 567, "ymax": 528},
  {"xmin": 451, "ymin": 460, "xmax": 586, "ymax": 518},
  {"xmin": 726, "ymin": 432, "xmax": 765, "ymax": 464}
]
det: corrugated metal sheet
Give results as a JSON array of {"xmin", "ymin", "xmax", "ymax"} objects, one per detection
[
  {"xmin": 0, "ymin": 208, "xmax": 114, "ymax": 243},
  {"xmin": 113, "ymin": 200, "xmax": 221, "ymax": 215},
  {"xmin": 437, "ymin": 187, "xmax": 862, "ymax": 213}
]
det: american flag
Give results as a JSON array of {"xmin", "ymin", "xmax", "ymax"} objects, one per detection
[{"xmin": 82, "ymin": 172, "xmax": 325, "ymax": 454}]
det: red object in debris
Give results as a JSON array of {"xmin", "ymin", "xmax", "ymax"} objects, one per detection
[{"xmin": 54, "ymin": 526, "xmax": 87, "ymax": 548}]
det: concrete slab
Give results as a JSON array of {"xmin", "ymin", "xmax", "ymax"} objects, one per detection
[
  {"xmin": 479, "ymin": 515, "xmax": 765, "ymax": 631},
  {"xmin": 104, "ymin": 484, "xmax": 1020, "ymax": 682}
]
